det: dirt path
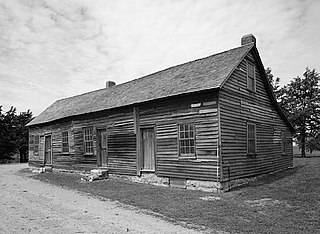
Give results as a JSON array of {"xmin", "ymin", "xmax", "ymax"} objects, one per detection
[{"xmin": 0, "ymin": 164, "xmax": 206, "ymax": 234}]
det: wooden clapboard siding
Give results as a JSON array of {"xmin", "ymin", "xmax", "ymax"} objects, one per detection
[
  {"xmin": 107, "ymin": 112, "xmax": 136, "ymax": 175},
  {"xmin": 28, "ymin": 121, "xmax": 75, "ymax": 167},
  {"xmin": 69, "ymin": 108, "xmax": 136, "ymax": 174},
  {"xmin": 139, "ymin": 91, "xmax": 220, "ymax": 181},
  {"xmin": 219, "ymin": 51, "xmax": 293, "ymax": 182},
  {"xmin": 28, "ymin": 108, "xmax": 137, "ymax": 174}
]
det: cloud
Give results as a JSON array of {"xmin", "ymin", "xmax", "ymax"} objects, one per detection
[{"xmin": 0, "ymin": 0, "xmax": 319, "ymax": 115}]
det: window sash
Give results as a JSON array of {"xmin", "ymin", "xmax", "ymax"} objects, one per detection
[
  {"xmin": 29, "ymin": 135, "xmax": 34, "ymax": 145},
  {"xmin": 34, "ymin": 135, "xmax": 39, "ymax": 155},
  {"xmin": 281, "ymin": 130, "xmax": 287, "ymax": 153},
  {"xmin": 83, "ymin": 128, "xmax": 93, "ymax": 154},
  {"xmin": 247, "ymin": 124, "xmax": 256, "ymax": 154},
  {"xmin": 62, "ymin": 131, "xmax": 69, "ymax": 153},
  {"xmin": 247, "ymin": 62, "xmax": 255, "ymax": 91},
  {"xmin": 178, "ymin": 124, "xmax": 195, "ymax": 157},
  {"xmin": 84, "ymin": 142, "xmax": 93, "ymax": 154},
  {"xmin": 29, "ymin": 135, "xmax": 35, "ymax": 152}
]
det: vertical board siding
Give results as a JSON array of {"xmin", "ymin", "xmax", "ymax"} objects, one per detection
[
  {"xmin": 220, "ymin": 52, "xmax": 293, "ymax": 181},
  {"xmin": 139, "ymin": 92, "xmax": 219, "ymax": 181}
]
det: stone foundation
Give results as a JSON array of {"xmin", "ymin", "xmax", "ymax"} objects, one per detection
[
  {"xmin": 109, "ymin": 173, "xmax": 169, "ymax": 187},
  {"xmin": 29, "ymin": 165, "xmax": 224, "ymax": 192},
  {"xmin": 186, "ymin": 180, "xmax": 222, "ymax": 193},
  {"xmin": 110, "ymin": 173, "xmax": 223, "ymax": 192}
]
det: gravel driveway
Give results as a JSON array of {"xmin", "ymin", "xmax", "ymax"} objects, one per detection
[{"xmin": 0, "ymin": 163, "xmax": 204, "ymax": 234}]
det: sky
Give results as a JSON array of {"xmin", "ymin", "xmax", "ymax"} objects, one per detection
[{"xmin": 0, "ymin": 0, "xmax": 319, "ymax": 116}]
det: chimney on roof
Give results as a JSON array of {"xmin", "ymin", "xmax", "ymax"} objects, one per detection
[
  {"xmin": 241, "ymin": 34, "xmax": 256, "ymax": 46},
  {"xmin": 106, "ymin": 81, "xmax": 116, "ymax": 88}
]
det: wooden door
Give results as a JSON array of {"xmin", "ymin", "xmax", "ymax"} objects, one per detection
[
  {"xmin": 44, "ymin": 135, "xmax": 52, "ymax": 165},
  {"xmin": 142, "ymin": 128, "xmax": 155, "ymax": 171},
  {"xmin": 98, "ymin": 129, "xmax": 108, "ymax": 167}
]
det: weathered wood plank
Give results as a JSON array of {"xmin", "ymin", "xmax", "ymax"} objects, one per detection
[{"xmin": 219, "ymin": 52, "xmax": 293, "ymax": 181}]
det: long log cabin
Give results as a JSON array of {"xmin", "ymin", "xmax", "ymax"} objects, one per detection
[{"xmin": 27, "ymin": 34, "xmax": 294, "ymax": 191}]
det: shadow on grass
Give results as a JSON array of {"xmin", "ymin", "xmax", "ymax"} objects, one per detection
[{"xmin": 229, "ymin": 165, "xmax": 306, "ymax": 192}]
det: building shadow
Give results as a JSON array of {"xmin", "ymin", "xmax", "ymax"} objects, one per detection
[{"xmin": 229, "ymin": 165, "xmax": 305, "ymax": 192}]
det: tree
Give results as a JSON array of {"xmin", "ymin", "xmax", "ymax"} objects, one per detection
[
  {"xmin": 265, "ymin": 67, "xmax": 281, "ymax": 100},
  {"xmin": 305, "ymin": 134, "xmax": 320, "ymax": 154},
  {"xmin": 278, "ymin": 68, "xmax": 320, "ymax": 157},
  {"xmin": 0, "ymin": 106, "xmax": 17, "ymax": 160},
  {"xmin": 15, "ymin": 110, "xmax": 33, "ymax": 162},
  {"xmin": 0, "ymin": 106, "xmax": 33, "ymax": 162}
]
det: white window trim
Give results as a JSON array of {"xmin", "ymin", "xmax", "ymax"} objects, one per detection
[
  {"xmin": 83, "ymin": 127, "xmax": 94, "ymax": 155},
  {"xmin": 178, "ymin": 123, "xmax": 196, "ymax": 159}
]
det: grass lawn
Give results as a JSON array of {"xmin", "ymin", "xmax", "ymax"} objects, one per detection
[
  {"xmin": 25, "ymin": 158, "xmax": 320, "ymax": 234},
  {"xmin": 293, "ymin": 145, "xmax": 320, "ymax": 157}
]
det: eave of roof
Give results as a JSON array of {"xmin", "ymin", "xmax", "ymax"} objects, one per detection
[{"xmin": 27, "ymin": 44, "xmax": 254, "ymax": 127}]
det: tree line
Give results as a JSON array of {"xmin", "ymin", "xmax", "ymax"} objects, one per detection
[
  {"xmin": 267, "ymin": 67, "xmax": 320, "ymax": 157},
  {"xmin": 0, "ymin": 107, "xmax": 33, "ymax": 162}
]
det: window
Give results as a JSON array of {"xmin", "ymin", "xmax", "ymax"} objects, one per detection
[
  {"xmin": 34, "ymin": 135, "xmax": 39, "ymax": 155},
  {"xmin": 178, "ymin": 124, "xmax": 195, "ymax": 158},
  {"xmin": 62, "ymin": 131, "xmax": 69, "ymax": 153},
  {"xmin": 83, "ymin": 128, "xmax": 93, "ymax": 154},
  {"xmin": 247, "ymin": 123, "xmax": 256, "ymax": 155},
  {"xmin": 29, "ymin": 135, "xmax": 34, "ymax": 152},
  {"xmin": 247, "ymin": 61, "xmax": 255, "ymax": 92},
  {"xmin": 281, "ymin": 130, "xmax": 287, "ymax": 154}
]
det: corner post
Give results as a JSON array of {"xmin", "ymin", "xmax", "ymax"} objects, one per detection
[
  {"xmin": 134, "ymin": 106, "xmax": 142, "ymax": 176},
  {"xmin": 217, "ymin": 93, "xmax": 223, "ymax": 186}
]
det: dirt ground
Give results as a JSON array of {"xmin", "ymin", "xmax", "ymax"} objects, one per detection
[{"xmin": 0, "ymin": 163, "xmax": 209, "ymax": 234}]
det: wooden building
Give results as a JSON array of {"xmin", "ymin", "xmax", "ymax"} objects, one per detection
[{"xmin": 27, "ymin": 34, "xmax": 294, "ymax": 191}]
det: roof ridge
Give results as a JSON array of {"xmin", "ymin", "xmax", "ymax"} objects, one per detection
[
  {"xmin": 56, "ymin": 44, "xmax": 253, "ymax": 103},
  {"xmin": 28, "ymin": 42, "xmax": 253, "ymax": 126},
  {"xmin": 115, "ymin": 43, "xmax": 253, "ymax": 87}
]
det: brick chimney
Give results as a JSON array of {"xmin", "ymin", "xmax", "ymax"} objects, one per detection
[
  {"xmin": 241, "ymin": 34, "xmax": 256, "ymax": 46},
  {"xmin": 106, "ymin": 81, "xmax": 116, "ymax": 88}
]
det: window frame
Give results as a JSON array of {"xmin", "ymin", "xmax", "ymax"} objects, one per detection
[
  {"xmin": 178, "ymin": 123, "xmax": 196, "ymax": 159},
  {"xmin": 29, "ymin": 135, "xmax": 34, "ymax": 152},
  {"xmin": 34, "ymin": 135, "xmax": 39, "ymax": 155},
  {"xmin": 83, "ymin": 127, "xmax": 94, "ymax": 155},
  {"xmin": 281, "ymin": 130, "xmax": 287, "ymax": 154},
  {"xmin": 247, "ymin": 123, "xmax": 257, "ymax": 156},
  {"xmin": 62, "ymin": 131, "xmax": 69, "ymax": 154},
  {"xmin": 247, "ymin": 60, "xmax": 256, "ymax": 92}
]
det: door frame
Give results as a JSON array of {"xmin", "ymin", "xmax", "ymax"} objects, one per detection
[
  {"xmin": 96, "ymin": 127, "xmax": 107, "ymax": 167},
  {"xmin": 44, "ymin": 134, "xmax": 52, "ymax": 166},
  {"xmin": 140, "ymin": 126, "xmax": 157, "ymax": 172}
]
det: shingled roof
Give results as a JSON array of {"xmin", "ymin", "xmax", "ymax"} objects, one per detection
[{"xmin": 28, "ymin": 43, "xmax": 254, "ymax": 126}]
